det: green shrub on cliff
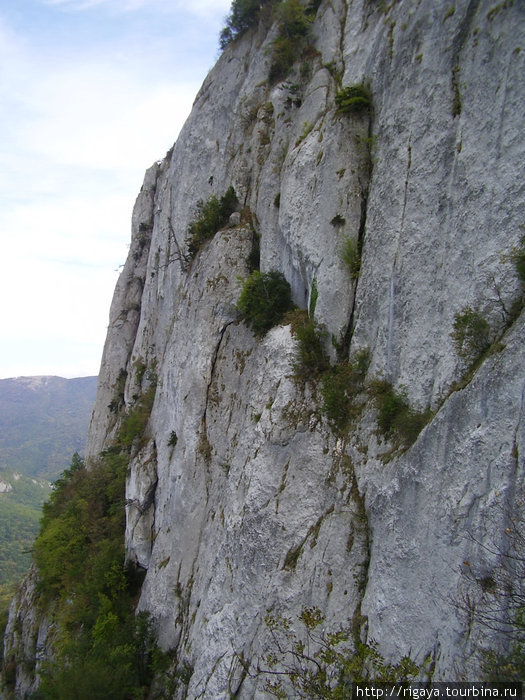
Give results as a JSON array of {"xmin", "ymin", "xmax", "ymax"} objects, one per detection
[
  {"xmin": 335, "ymin": 83, "xmax": 372, "ymax": 115},
  {"xmin": 237, "ymin": 270, "xmax": 293, "ymax": 336},
  {"xmin": 342, "ymin": 236, "xmax": 361, "ymax": 278},
  {"xmin": 368, "ymin": 379, "xmax": 430, "ymax": 448},
  {"xmin": 451, "ymin": 306, "xmax": 491, "ymax": 365},
  {"xmin": 292, "ymin": 316, "xmax": 330, "ymax": 379},
  {"xmin": 511, "ymin": 235, "xmax": 525, "ymax": 283},
  {"xmin": 321, "ymin": 350, "xmax": 370, "ymax": 431},
  {"xmin": 187, "ymin": 186, "xmax": 238, "ymax": 259}
]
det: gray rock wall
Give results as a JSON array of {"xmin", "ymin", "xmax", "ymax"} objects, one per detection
[{"xmin": 5, "ymin": 0, "xmax": 524, "ymax": 697}]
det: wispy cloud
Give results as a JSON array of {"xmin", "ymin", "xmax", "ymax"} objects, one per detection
[
  {"xmin": 19, "ymin": 64, "xmax": 197, "ymax": 169},
  {"xmin": 41, "ymin": 0, "xmax": 231, "ymax": 19}
]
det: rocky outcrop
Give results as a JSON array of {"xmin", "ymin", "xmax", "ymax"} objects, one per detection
[
  {"xmin": 2, "ymin": 568, "xmax": 53, "ymax": 698},
  {"xmin": 4, "ymin": 0, "xmax": 524, "ymax": 696}
]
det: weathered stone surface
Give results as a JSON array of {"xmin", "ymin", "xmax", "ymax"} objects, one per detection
[
  {"xmin": 4, "ymin": 0, "xmax": 525, "ymax": 696},
  {"xmin": 2, "ymin": 568, "xmax": 53, "ymax": 698},
  {"xmin": 357, "ymin": 312, "xmax": 525, "ymax": 678}
]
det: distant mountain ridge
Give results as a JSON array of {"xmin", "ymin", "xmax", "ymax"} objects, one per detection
[{"xmin": 0, "ymin": 375, "xmax": 97, "ymax": 479}]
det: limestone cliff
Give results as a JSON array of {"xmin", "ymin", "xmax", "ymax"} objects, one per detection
[{"xmin": 4, "ymin": 0, "xmax": 525, "ymax": 697}]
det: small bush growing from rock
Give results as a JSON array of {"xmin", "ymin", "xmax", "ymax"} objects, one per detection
[
  {"xmin": 322, "ymin": 365, "xmax": 359, "ymax": 431},
  {"xmin": 330, "ymin": 214, "xmax": 345, "ymax": 227},
  {"xmin": 335, "ymin": 83, "xmax": 372, "ymax": 115},
  {"xmin": 308, "ymin": 277, "xmax": 318, "ymax": 317},
  {"xmin": 511, "ymin": 235, "xmax": 525, "ymax": 283},
  {"xmin": 342, "ymin": 236, "xmax": 361, "ymax": 279},
  {"xmin": 369, "ymin": 379, "xmax": 430, "ymax": 448},
  {"xmin": 269, "ymin": 36, "xmax": 298, "ymax": 83},
  {"xmin": 187, "ymin": 186, "xmax": 238, "ymax": 259},
  {"xmin": 118, "ymin": 381, "xmax": 157, "ymax": 450},
  {"xmin": 237, "ymin": 270, "xmax": 293, "ymax": 336},
  {"xmin": 321, "ymin": 349, "xmax": 370, "ymax": 431},
  {"xmin": 108, "ymin": 368, "xmax": 128, "ymax": 414},
  {"xmin": 291, "ymin": 315, "xmax": 329, "ymax": 379},
  {"xmin": 276, "ymin": 0, "xmax": 310, "ymax": 36},
  {"xmin": 451, "ymin": 306, "xmax": 491, "ymax": 365}
]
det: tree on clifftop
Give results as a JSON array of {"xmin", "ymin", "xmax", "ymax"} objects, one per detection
[{"xmin": 220, "ymin": 0, "xmax": 268, "ymax": 48}]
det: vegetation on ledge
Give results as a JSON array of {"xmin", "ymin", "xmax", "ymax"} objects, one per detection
[
  {"xmin": 187, "ymin": 186, "xmax": 238, "ymax": 260},
  {"xmin": 237, "ymin": 270, "xmax": 293, "ymax": 336},
  {"xmin": 335, "ymin": 83, "xmax": 372, "ymax": 115},
  {"xmin": 288, "ymin": 311, "xmax": 429, "ymax": 448}
]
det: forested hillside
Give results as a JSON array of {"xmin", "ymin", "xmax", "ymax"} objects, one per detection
[
  {"xmin": 0, "ymin": 472, "xmax": 52, "ymax": 611},
  {"xmin": 0, "ymin": 376, "xmax": 97, "ymax": 479}
]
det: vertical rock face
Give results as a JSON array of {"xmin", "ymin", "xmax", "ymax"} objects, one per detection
[{"xmin": 5, "ymin": 0, "xmax": 525, "ymax": 697}]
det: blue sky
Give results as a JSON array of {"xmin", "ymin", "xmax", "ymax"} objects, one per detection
[{"xmin": 0, "ymin": 0, "xmax": 231, "ymax": 379}]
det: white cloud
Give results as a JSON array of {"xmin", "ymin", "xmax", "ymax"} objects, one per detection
[
  {"xmin": 43, "ymin": 0, "xmax": 109, "ymax": 8},
  {"xmin": 0, "ymin": 1, "xmax": 228, "ymax": 378},
  {"xmin": 41, "ymin": 0, "xmax": 231, "ymax": 19},
  {"xmin": 2, "ymin": 17, "xmax": 201, "ymax": 171},
  {"xmin": 0, "ymin": 191, "xmax": 130, "ymax": 367},
  {"xmin": 20, "ymin": 66, "xmax": 196, "ymax": 169}
]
